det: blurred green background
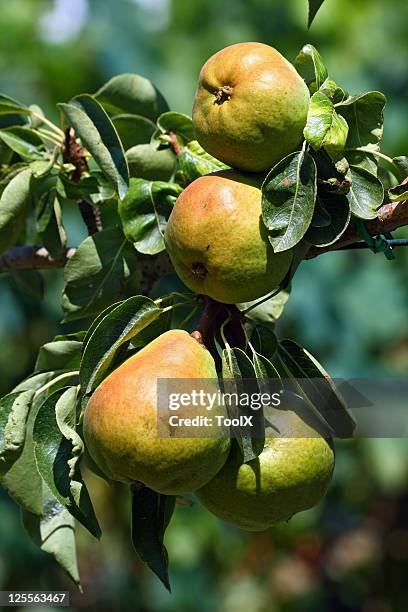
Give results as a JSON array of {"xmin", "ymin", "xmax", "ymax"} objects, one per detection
[{"xmin": 1, "ymin": 0, "xmax": 408, "ymax": 610}]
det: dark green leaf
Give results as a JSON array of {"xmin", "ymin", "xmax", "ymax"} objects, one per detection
[
  {"xmin": 80, "ymin": 295, "xmax": 161, "ymax": 394},
  {"xmin": 308, "ymin": 0, "xmax": 326, "ymax": 27},
  {"xmin": 59, "ymin": 95, "xmax": 129, "ymax": 199},
  {"xmin": 119, "ymin": 178, "xmax": 182, "ymax": 255},
  {"xmin": 250, "ymin": 326, "xmax": 278, "ymax": 359},
  {"xmin": 337, "ymin": 92, "xmax": 386, "ymax": 152},
  {"xmin": 304, "ymin": 92, "xmax": 348, "ymax": 155},
  {"xmin": 0, "ymin": 168, "xmax": 32, "ymax": 256},
  {"xmin": 262, "ymin": 150, "xmax": 317, "ymax": 252},
  {"xmin": 61, "ymin": 227, "xmax": 138, "ymax": 322},
  {"xmin": 278, "ymin": 340, "xmax": 356, "ymax": 437},
  {"xmin": 294, "ymin": 44, "xmax": 328, "ymax": 93},
  {"xmin": 112, "ymin": 114, "xmax": 156, "ymax": 150},
  {"xmin": 35, "ymin": 339, "xmax": 82, "ymax": 373},
  {"xmin": 393, "ymin": 156, "xmax": 408, "ymax": 178},
  {"xmin": 178, "ymin": 140, "xmax": 228, "ymax": 183},
  {"xmin": 0, "ymin": 390, "xmax": 34, "ymax": 477},
  {"xmin": 222, "ymin": 347, "xmax": 264, "ymax": 462},
  {"xmin": 82, "ymin": 301, "xmax": 124, "ymax": 351},
  {"xmin": 37, "ymin": 190, "xmax": 67, "ymax": 258},
  {"xmin": 347, "ymin": 165, "xmax": 384, "ymax": 219},
  {"xmin": 33, "ymin": 387, "xmax": 101, "ymax": 538},
  {"xmin": 306, "ymin": 194, "xmax": 351, "ymax": 246},
  {"xmin": 95, "ymin": 74, "xmax": 169, "ymax": 121},
  {"xmin": 131, "ymin": 485, "xmax": 175, "ymax": 591},
  {"xmin": 56, "ymin": 174, "xmax": 100, "ymax": 200}
]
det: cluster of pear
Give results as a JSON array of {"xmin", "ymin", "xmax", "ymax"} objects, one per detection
[
  {"xmin": 84, "ymin": 329, "xmax": 334, "ymax": 530},
  {"xmin": 84, "ymin": 44, "xmax": 335, "ymax": 531},
  {"xmin": 165, "ymin": 42, "xmax": 311, "ymax": 304}
]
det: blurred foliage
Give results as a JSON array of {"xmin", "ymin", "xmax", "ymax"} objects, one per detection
[{"xmin": 0, "ymin": 0, "xmax": 407, "ymax": 610}]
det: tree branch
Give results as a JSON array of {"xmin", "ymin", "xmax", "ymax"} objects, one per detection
[
  {"xmin": 306, "ymin": 198, "xmax": 408, "ymax": 259},
  {"xmin": 0, "ymin": 246, "xmax": 76, "ymax": 273},
  {"xmin": 62, "ymin": 127, "xmax": 102, "ymax": 235}
]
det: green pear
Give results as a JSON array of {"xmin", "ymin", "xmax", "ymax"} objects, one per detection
[
  {"xmin": 193, "ymin": 42, "xmax": 310, "ymax": 172},
  {"xmin": 83, "ymin": 330, "xmax": 230, "ymax": 495},
  {"xmin": 165, "ymin": 170, "xmax": 293, "ymax": 304},
  {"xmin": 196, "ymin": 396, "xmax": 335, "ymax": 530}
]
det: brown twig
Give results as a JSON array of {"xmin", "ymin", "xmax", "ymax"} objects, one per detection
[
  {"xmin": 0, "ymin": 246, "xmax": 76, "ymax": 273},
  {"xmin": 306, "ymin": 198, "xmax": 408, "ymax": 259},
  {"xmin": 167, "ymin": 131, "xmax": 183, "ymax": 156},
  {"xmin": 191, "ymin": 297, "xmax": 246, "ymax": 370},
  {"xmin": 62, "ymin": 127, "xmax": 102, "ymax": 235}
]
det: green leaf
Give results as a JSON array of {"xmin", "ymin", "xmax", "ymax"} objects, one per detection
[
  {"xmin": 306, "ymin": 194, "xmax": 351, "ymax": 246},
  {"xmin": 337, "ymin": 92, "xmax": 386, "ymax": 152},
  {"xmin": 393, "ymin": 156, "xmax": 408, "ymax": 178},
  {"xmin": 250, "ymin": 326, "xmax": 278, "ymax": 359},
  {"xmin": 22, "ymin": 502, "xmax": 80, "ymax": 588},
  {"xmin": 0, "ymin": 126, "xmax": 45, "ymax": 160},
  {"xmin": 127, "ymin": 144, "xmax": 176, "ymax": 182},
  {"xmin": 0, "ymin": 168, "xmax": 32, "ymax": 256},
  {"xmin": 388, "ymin": 181, "xmax": 408, "ymax": 202},
  {"xmin": 304, "ymin": 92, "xmax": 348, "ymax": 155},
  {"xmin": 262, "ymin": 150, "xmax": 317, "ymax": 252},
  {"xmin": 0, "ymin": 93, "xmax": 30, "ymax": 116},
  {"xmin": 80, "ymin": 295, "xmax": 161, "ymax": 395},
  {"xmin": 1, "ymin": 391, "xmax": 51, "ymax": 515},
  {"xmin": 308, "ymin": 0, "xmax": 326, "ymax": 27},
  {"xmin": 131, "ymin": 485, "xmax": 175, "ymax": 592},
  {"xmin": 112, "ymin": 114, "xmax": 156, "ymax": 150},
  {"xmin": 294, "ymin": 44, "xmax": 328, "ymax": 93},
  {"xmin": 61, "ymin": 227, "xmax": 138, "ymax": 322},
  {"xmin": 347, "ymin": 165, "xmax": 384, "ymax": 219},
  {"xmin": 278, "ymin": 340, "xmax": 356, "ymax": 437},
  {"xmin": 222, "ymin": 347, "xmax": 264, "ymax": 463},
  {"xmin": 156, "ymin": 112, "xmax": 194, "ymax": 144},
  {"xmin": 58, "ymin": 95, "xmax": 129, "ymax": 199},
  {"xmin": 35, "ymin": 339, "xmax": 82, "ymax": 373},
  {"xmin": 28, "ymin": 104, "xmax": 45, "ymax": 128},
  {"xmin": 119, "ymin": 178, "xmax": 182, "ymax": 255},
  {"xmin": 33, "ymin": 387, "xmax": 101, "ymax": 538},
  {"xmin": 238, "ymin": 288, "xmax": 291, "ymax": 328},
  {"xmin": 82, "ymin": 301, "xmax": 124, "ymax": 351},
  {"xmin": 56, "ymin": 174, "xmax": 99, "ymax": 201},
  {"xmin": 30, "ymin": 146, "xmax": 59, "ymax": 178},
  {"xmin": 36, "ymin": 190, "xmax": 67, "ymax": 258},
  {"xmin": 0, "ymin": 391, "xmax": 34, "ymax": 477},
  {"xmin": 1, "ymin": 380, "xmax": 81, "ymax": 585},
  {"xmin": 319, "ymin": 78, "xmax": 347, "ymax": 104},
  {"xmin": 178, "ymin": 140, "xmax": 228, "ymax": 183},
  {"xmin": 95, "ymin": 74, "xmax": 169, "ymax": 121}
]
